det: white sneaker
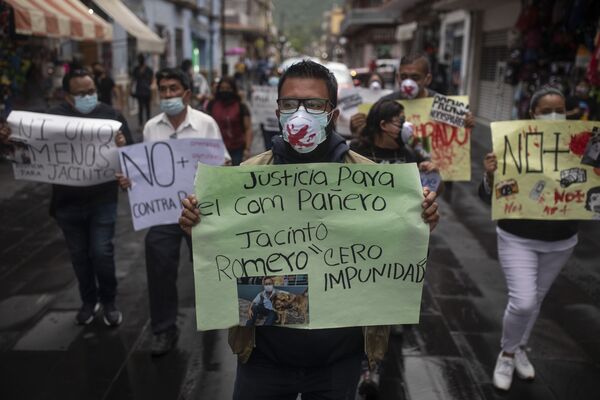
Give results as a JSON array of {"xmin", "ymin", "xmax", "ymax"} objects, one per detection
[
  {"xmin": 514, "ymin": 348, "xmax": 535, "ymax": 380},
  {"xmin": 493, "ymin": 352, "xmax": 515, "ymax": 391}
]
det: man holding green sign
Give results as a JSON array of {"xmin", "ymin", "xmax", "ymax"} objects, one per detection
[{"xmin": 179, "ymin": 61, "xmax": 439, "ymax": 399}]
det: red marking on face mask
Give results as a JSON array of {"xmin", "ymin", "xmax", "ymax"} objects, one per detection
[
  {"xmin": 403, "ymin": 85, "xmax": 415, "ymax": 96},
  {"xmin": 286, "ymin": 124, "xmax": 315, "ymax": 147}
]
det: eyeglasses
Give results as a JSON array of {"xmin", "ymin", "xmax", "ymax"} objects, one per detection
[{"xmin": 277, "ymin": 98, "xmax": 332, "ymax": 114}]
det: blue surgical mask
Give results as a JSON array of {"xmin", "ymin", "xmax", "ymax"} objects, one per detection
[
  {"xmin": 279, "ymin": 109, "xmax": 331, "ymax": 154},
  {"xmin": 74, "ymin": 94, "xmax": 98, "ymax": 114},
  {"xmin": 160, "ymin": 97, "xmax": 186, "ymax": 116}
]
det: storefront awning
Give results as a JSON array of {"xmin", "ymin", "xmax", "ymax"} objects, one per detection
[
  {"xmin": 92, "ymin": 0, "xmax": 165, "ymax": 54},
  {"xmin": 5, "ymin": 0, "xmax": 112, "ymax": 41}
]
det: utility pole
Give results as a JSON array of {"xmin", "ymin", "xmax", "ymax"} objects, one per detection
[
  {"xmin": 220, "ymin": 0, "xmax": 227, "ymax": 76},
  {"xmin": 208, "ymin": 0, "xmax": 215, "ymax": 83}
]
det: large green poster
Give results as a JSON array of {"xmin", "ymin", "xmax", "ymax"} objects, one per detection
[{"xmin": 192, "ymin": 163, "xmax": 430, "ymax": 330}]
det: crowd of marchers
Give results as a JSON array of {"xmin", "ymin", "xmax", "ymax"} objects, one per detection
[{"xmin": 0, "ymin": 50, "xmax": 596, "ymax": 398}]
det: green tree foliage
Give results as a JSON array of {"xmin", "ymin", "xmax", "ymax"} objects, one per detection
[{"xmin": 273, "ymin": 0, "xmax": 342, "ymax": 53}]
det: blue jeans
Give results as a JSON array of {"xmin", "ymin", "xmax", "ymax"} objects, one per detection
[
  {"xmin": 246, "ymin": 303, "xmax": 277, "ymax": 326},
  {"xmin": 54, "ymin": 202, "xmax": 118, "ymax": 305}
]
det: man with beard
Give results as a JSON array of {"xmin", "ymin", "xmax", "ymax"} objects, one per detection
[{"xmin": 178, "ymin": 61, "xmax": 439, "ymax": 398}]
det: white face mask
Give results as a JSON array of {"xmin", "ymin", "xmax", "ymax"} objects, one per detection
[
  {"xmin": 369, "ymin": 81, "xmax": 382, "ymax": 90},
  {"xmin": 535, "ymin": 112, "xmax": 566, "ymax": 121},
  {"xmin": 400, "ymin": 79, "xmax": 419, "ymax": 99},
  {"xmin": 264, "ymin": 285, "xmax": 274, "ymax": 292},
  {"xmin": 279, "ymin": 109, "xmax": 331, "ymax": 154}
]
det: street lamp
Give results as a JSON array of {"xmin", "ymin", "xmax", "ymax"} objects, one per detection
[{"xmin": 221, "ymin": 0, "xmax": 228, "ymax": 76}]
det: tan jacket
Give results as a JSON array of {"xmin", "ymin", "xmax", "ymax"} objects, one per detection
[{"xmin": 228, "ymin": 149, "xmax": 391, "ymax": 370}]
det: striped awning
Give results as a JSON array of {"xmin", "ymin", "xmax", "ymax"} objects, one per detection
[
  {"xmin": 6, "ymin": 0, "xmax": 112, "ymax": 41},
  {"xmin": 93, "ymin": 0, "xmax": 165, "ymax": 54}
]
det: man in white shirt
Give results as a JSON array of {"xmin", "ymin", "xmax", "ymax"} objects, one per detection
[{"xmin": 118, "ymin": 67, "xmax": 229, "ymax": 356}]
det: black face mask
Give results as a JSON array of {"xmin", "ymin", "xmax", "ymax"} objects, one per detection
[{"xmin": 217, "ymin": 91, "xmax": 236, "ymax": 102}]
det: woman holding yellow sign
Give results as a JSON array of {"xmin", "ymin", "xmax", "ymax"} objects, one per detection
[
  {"xmin": 479, "ymin": 86, "xmax": 579, "ymax": 391},
  {"xmin": 351, "ymin": 99, "xmax": 442, "ymax": 192}
]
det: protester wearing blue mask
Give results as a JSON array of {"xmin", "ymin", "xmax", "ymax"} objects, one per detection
[
  {"xmin": 0, "ymin": 68, "xmax": 134, "ymax": 328},
  {"xmin": 116, "ymin": 67, "xmax": 230, "ymax": 357},
  {"xmin": 73, "ymin": 93, "xmax": 99, "ymax": 114},
  {"xmin": 61, "ymin": 68, "xmax": 133, "ymax": 327}
]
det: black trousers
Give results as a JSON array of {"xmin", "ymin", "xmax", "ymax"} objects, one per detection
[
  {"xmin": 232, "ymin": 354, "xmax": 362, "ymax": 400},
  {"xmin": 137, "ymin": 95, "xmax": 151, "ymax": 126},
  {"xmin": 145, "ymin": 224, "xmax": 191, "ymax": 334}
]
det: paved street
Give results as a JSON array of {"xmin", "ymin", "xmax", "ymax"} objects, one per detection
[{"xmin": 1, "ymin": 119, "xmax": 599, "ymax": 400}]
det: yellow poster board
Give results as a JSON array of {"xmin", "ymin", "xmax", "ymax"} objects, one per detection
[
  {"xmin": 359, "ymin": 96, "xmax": 471, "ymax": 181},
  {"xmin": 491, "ymin": 120, "xmax": 600, "ymax": 220}
]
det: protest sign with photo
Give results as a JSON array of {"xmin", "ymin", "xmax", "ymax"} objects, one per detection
[
  {"xmin": 359, "ymin": 96, "xmax": 471, "ymax": 181},
  {"xmin": 491, "ymin": 120, "xmax": 600, "ymax": 220},
  {"xmin": 251, "ymin": 85, "xmax": 279, "ymax": 131},
  {"xmin": 5, "ymin": 111, "xmax": 122, "ymax": 186},
  {"xmin": 119, "ymin": 138, "xmax": 225, "ymax": 231},
  {"xmin": 191, "ymin": 163, "xmax": 430, "ymax": 330}
]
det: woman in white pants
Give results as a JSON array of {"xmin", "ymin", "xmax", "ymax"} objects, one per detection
[{"xmin": 479, "ymin": 86, "xmax": 578, "ymax": 391}]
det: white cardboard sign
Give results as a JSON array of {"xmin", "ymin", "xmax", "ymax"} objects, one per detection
[
  {"xmin": 6, "ymin": 111, "xmax": 122, "ymax": 186},
  {"xmin": 429, "ymin": 94, "xmax": 469, "ymax": 128},
  {"xmin": 119, "ymin": 138, "xmax": 225, "ymax": 230},
  {"xmin": 251, "ymin": 85, "xmax": 279, "ymax": 131}
]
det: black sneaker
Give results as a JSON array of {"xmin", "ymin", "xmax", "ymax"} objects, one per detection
[
  {"xmin": 151, "ymin": 327, "xmax": 179, "ymax": 357},
  {"xmin": 102, "ymin": 303, "xmax": 123, "ymax": 327},
  {"xmin": 75, "ymin": 303, "xmax": 100, "ymax": 325}
]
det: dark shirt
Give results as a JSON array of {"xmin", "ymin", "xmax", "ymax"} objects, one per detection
[
  {"xmin": 252, "ymin": 132, "xmax": 365, "ymax": 367},
  {"xmin": 350, "ymin": 142, "xmax": 420, "ymax": 165},
  {"xmin": 207, "ymin": 100, "xmax": 250, "ymax": 150},
  {"xmin": 132, "ymin": 65, "xmax": 153, "ymax": 98},
  {"xmin": 95, "ymin": 75, "xmax": 115, "ymax": 105},
  {"xmin": 253, "ymin": 326, "xmax": 364, "ymax": 367},
  {"xmin": 477, "ymin": 180, "xmax": 578, "ymax": 241},
  {"xmin": 47, "ymin": 102, "xmax": 133, "ymax": 216}
]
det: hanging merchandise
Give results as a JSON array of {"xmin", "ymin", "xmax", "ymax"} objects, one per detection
[
  {"xmin": 587, "ymin": 31, "xmax": 600, "ymax": 87},
  {"xmin": 575, "ymin": 44, "xmax": 592, "ymax": 68}
]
